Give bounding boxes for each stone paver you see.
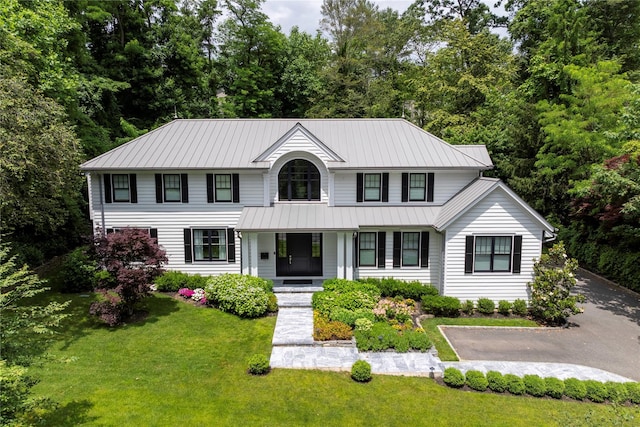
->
[272,307,314,346]
[270,346,359,370]
[275,292,313,307]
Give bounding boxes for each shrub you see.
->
[443,367,465,388]
[528,242,584,325]
[544,377,565,399]
[421,295,461,317]
[372,298,416,323]
[476,298,495,315]
[56,247,97,293]
[359,277,438,299]
[461,300,474,315]
[584,380,608,403]
[267,293,279,313]
[247,354,270,375]
[312,290,377,317]
[512,299,528,316]
[523,374,546,397]
[330,307,375,327]
[313,312,353,341]
[323,279,379,297]
[564,378,587,400]
[354,318,373,331]
[504,374,525,395]
[625,382,640,404]
[351,360,372,382]
[354,322,399,351]
[465,370,488,391]
[405,329,432,351]
[205,274,273,318]
[154,271,190,292]
[497,300,512,316]
[187,274,209,289]
[606,381,629,404]
[486,371,506,393]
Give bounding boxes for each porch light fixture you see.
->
[236,231,242,239]
[353,231,358,238]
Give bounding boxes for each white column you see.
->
[345,232,354,280]
[249,233,259,277]
[328,172,335,207]
[337,232,345,279]
[263,173,270,206]
[241,234,250,275]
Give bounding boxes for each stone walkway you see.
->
[269,285,634,382]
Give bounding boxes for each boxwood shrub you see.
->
[443,367,465,388]
[523,374,546,397]
[421,295,461,317]
[563,378,587,400]
[205,274,274,318]
[512,299,528,316]
[626,382,640,404]
[544,377,565,399]
[358,277,438,300]
[461,300,475,315]
[497,300,512,316]
[155,271,189,292]
[504,374,525,395]
[584,379,608,403]
[351,360,372,382]
[476,298,495,315]
[247,354,270,375]
[486,371,506,393]
[465,370,488,391]
[323,278,380,296]
[606,381,629,404]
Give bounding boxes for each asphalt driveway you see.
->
[441,270,640,381]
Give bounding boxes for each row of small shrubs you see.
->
[154,271,208,292]
[358,277,438,300]
[204,274,276,318]
[423,296,528,317]
[354,321,432,352]
[443,367,640,404]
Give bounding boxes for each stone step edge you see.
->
[274,287,323,293]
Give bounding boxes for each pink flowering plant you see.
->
[177,287,207,305]
[178,288,194,298]
[372,297,416,323]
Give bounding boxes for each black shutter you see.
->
[232,173,240,203]
[354,233,359,267]
[377,231,386,269]
[427,172,434,202]
[155,174,163,203]
[181,174,189,203]
[184,229,192,263]
[129,174,138,203]
[421,231,429,268]
[104,174,112,203]
[513,235,523,273]
[401,173,409,202]
[206,174,214,203]
[464,236,474,274]
[227,228,236,263]
[356,173,363,202]
[393,232,401,268]
[382,173,389,202]
[150,228,158,242]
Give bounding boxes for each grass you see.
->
[26,293,638,426]
[420,317,539,361]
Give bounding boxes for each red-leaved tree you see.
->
[89,228,167,326]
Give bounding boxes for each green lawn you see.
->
[29,293,638,426]
[421,317,539,361]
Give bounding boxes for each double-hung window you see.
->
[193,229,227,261]
[364,174,381,201]
[402,232,420,266]
[112,174,130,202]
[409,173,426,201]
[393,231,429,268]
[358,232,376,266]
[163,174,181,202]
[215,174,232,202]
[474,236,512,272]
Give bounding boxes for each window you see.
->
[364,174,381,201]
[112,174,130,202]
[164,174,181,202]
[278,159,320,201]
[473,236,512,272]
[193,229,227,261]
[215,174,232,202]
[359,232,376,266]
[402,232,420,266]
[409,173,426,201]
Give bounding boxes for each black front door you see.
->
[276,233,322,276]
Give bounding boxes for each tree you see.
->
[90,229,167,326]
[528,242,584,326]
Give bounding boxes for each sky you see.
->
[261,0,415,35]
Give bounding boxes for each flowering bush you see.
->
[204,274,274,318]
[191,288,205,302]
[177,288,207,305]
[372,298,416,323]
[178,288,194,298]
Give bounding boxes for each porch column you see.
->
[336,232,345,279]
[345,232,354,280]
[248,232,259,277]
[241,233,249,275]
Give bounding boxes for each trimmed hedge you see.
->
[204,274,274,318]
[606,381,629,404]
[421,295,461,317]
[461,300,475,315]
[584,379,608,403]
[476,298,495,315]
[497,300,512,316]
[486,371,506,393]
[626,382,640,404]
[564,378,587,400]
[358,277,438,300]
[247,354,270,375]
[523,374,546,397]
[443,367,465,388]
[544,377,565,399]
[155,271,209,292]
[351,360,372,382]
[504,374,525,395]
[465,370,488,392]
[512,299,528,316]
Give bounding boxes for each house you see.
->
[80,119,555,301]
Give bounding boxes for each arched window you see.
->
[278,159,321,201]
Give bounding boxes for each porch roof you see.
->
[236,204,440,232]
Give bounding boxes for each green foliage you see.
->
[359,277,438,300]
[330,307,375,327]
[626,382,640,404]
[354,318,373,332]
[154,271,209,292]
[465,370,488,392]
[512,299,528,316]
[421,295,461,317]
[313,311,353,341]
[544,377,565,399]
[205,274,274,318]
[267,293,279,313]
[584,379,608,403]
[504,374,525,395]
[564,378,587,400]
[312,289,378,318]
[354,322,431,352]
[443,367,465,388]
[528,242,585,325]
[55,247,97,293]
[247,354,270,375]
[606,382,629,404]
[497,300,512,316]
[0,361,38,425]
[323,278,380,295]
[461,300,475,315]
[476,298,495,315]
[486,371,506,393]
[523,375,546,397]
[351,360,372,383]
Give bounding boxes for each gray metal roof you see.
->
[453,145,493,167]
[80,119,493,170]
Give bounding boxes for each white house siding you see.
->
[265,130,337,163]
[443,188,544,302]
[356,229,442,287]
[268,152,329,203]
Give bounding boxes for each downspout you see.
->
[97,173,106,236]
